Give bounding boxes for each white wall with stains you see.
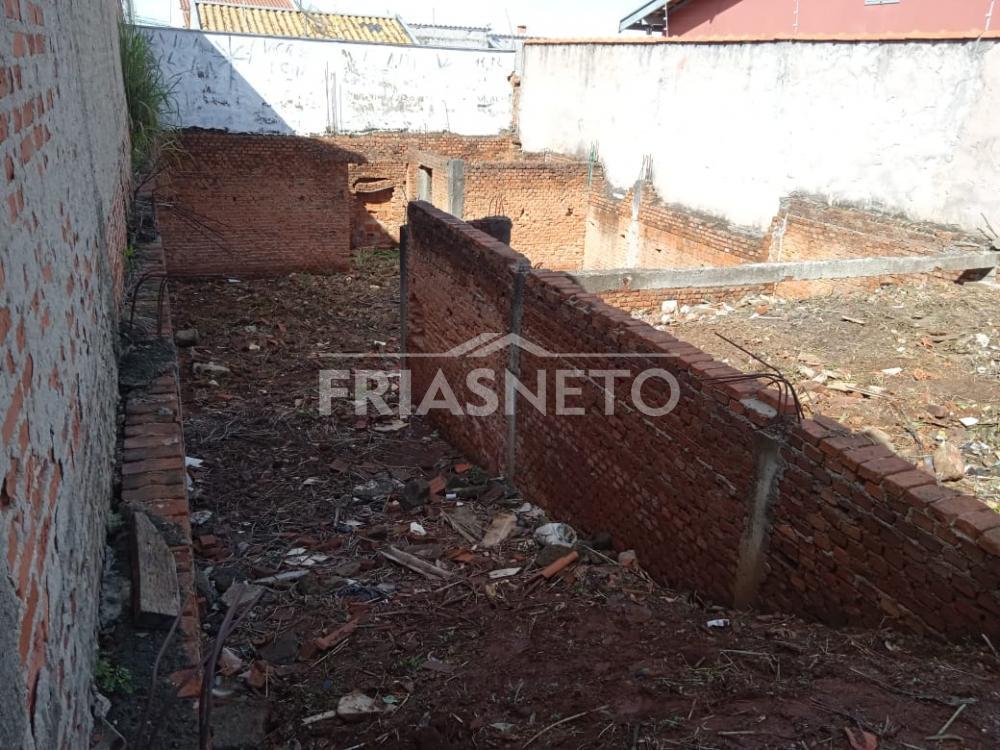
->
[146,27,515,135]
[519,40,1000,234]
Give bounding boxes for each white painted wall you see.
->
[520,41,1000,234]
[146,27,515,135]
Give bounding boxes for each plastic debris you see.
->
[488,567,521,579]
[534,522,577,547]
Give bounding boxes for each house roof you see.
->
[619,0,675,34]
[207,0,295,7]
[195,2,415,45]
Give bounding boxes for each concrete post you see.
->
[732,431,784,608]
[447,159,465,219]
[504,261,530,484]
[399,224,409,360]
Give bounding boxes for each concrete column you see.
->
[504,261,530,483]
[398,224,409,359]
[732,432,784,608]
[447,159,465,219]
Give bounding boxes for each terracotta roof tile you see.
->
[195,2,414,45]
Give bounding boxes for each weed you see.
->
[353,247,399,273]
[95,657,134,695]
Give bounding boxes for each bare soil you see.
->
[639,282,1000,507]
[166,262,1000,750]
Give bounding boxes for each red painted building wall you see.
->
[667,0,994,39]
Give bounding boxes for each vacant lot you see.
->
[165,263,1000,749]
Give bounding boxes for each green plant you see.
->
[95,657,134,695]
[119,20,179,248]
[353,247,399,273]
[119,21,176,177]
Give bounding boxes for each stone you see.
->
[222,582,264,610]
[618,550,638,568]
[332,560,362,577]
[860,426,896,452]
[174,328,199,347]
[337,690,396,723]
[352,476,402,501]
[194,567,217,604]
[193,361,230,376]
[212,700,269,749]
[400,477,429,511]
[933,442,965,482]
[211,565,240,593]
[927,404,948,419]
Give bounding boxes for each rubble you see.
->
[934,442,966,482]
[165,272,1000,750]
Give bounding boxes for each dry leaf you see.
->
[843,727,878,750]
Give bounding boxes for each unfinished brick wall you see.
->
[121,244,203,700]
[158,130,519,273]
[157,130,357,275]
[1,1,129,747]
[464,160,600,270]
[406,207,519,472]
[765,193,980,296]
[599,284,776,313]
[583,183,766,270]
[339,133,514,248]
[405,201,1000,640]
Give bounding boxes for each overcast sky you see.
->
[132,0,646,37]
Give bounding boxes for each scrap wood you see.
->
[442,510,481,544]
[480,512,517,548]
[380,545,455,579]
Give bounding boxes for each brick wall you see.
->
[121,244,202,700]
[157,130,356,275]
[599,283,776,313]
[405,201,1000,640]
[765,193,979,296]
[341,133,514,249]
[158,130,518,273]
[1,1,129,747]
[464,160,600,270]
[583,183,766,271]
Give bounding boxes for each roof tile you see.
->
[195,2,413,45]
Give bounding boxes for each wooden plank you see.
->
[130,511,180,629]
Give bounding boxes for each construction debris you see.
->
[480,512,518,547]
[380,545,454,580]
[160,272,1000,750]
[130,512,181,629]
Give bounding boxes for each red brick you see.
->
[976,527,1000,556]
[954,509,1000,539]
[857,456,914,482]
[883,469,936,498]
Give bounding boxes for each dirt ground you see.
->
[636,282,1000,507]
[163,258,1000,750]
